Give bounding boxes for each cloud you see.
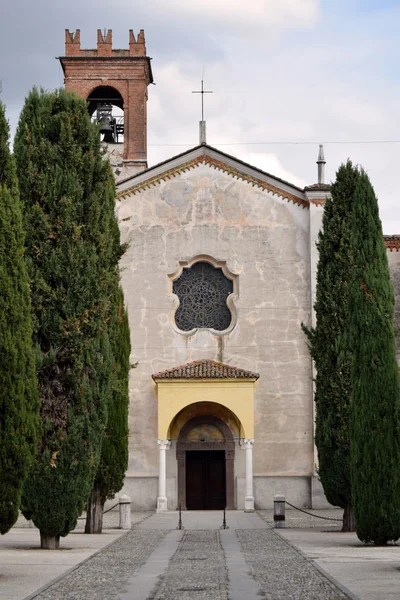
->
[144,0,319,36]
[2,0,400,232]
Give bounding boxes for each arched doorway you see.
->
[177,416,235,510]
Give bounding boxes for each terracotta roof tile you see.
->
[385,235,400,251]
[152,359,259,380]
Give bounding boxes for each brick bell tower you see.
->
[58,29,153,176]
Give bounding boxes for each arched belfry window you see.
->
[172,260,236,332]
[87,86,124,144]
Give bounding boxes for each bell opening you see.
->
[87,86,124,144]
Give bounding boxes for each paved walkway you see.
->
[279,527,400,600]
[3,509,400,600]
[19,511,351,600]
[0,512,149,600]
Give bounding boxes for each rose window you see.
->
[173,262,233,331]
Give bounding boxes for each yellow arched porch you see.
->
[152,360,259,512]
[152,378,257,440]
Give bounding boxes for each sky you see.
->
[1,0,400,232]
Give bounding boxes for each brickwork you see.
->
[59,29,153,164]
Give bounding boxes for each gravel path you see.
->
[26,510,350,600]
[148,529,228,600]
[237,528,350,600]
[32,528,167,600]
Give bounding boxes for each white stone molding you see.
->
[167,255,239,337]
[241,438,255,512]
[157,439,171,513]
[158,439,171,451]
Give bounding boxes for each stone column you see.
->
[243,438,255,512]
[157,439,171,512]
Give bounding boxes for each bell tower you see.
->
[58,29,153,176]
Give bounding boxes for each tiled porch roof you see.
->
[152,359,260,380]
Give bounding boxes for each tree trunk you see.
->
[342,502,356,532]
[85,483,104,534]
[40,531,60,549]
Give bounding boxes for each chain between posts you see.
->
[77,502,119,520]
[285,501,342,522]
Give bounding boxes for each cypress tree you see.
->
[0,99,40,535]
[349,169,400,545]
[85,287,130,534]
[14,88,122,548]
[303,161,359,531]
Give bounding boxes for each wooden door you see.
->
[186,451,226,510]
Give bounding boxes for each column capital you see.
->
[157,439,171,450]
[241,438,254,449]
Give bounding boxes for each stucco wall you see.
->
[388,250,400,363]
[118,162,314,505]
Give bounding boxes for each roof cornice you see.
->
[117,145,308,208]
[385,235,400,251]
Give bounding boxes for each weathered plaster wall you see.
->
[388,250,400,363]
[103,143,147,182]
[118,162,314,505]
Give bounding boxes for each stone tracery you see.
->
[172,261,233,331]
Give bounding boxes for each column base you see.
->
[157,496,168,512]
[244,495,255,512]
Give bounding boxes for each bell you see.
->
[96,103,116,143]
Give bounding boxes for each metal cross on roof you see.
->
[192,80,213,121]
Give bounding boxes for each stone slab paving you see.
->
[120,530,183,600]
[279,528,400,600]
[135,512,350,600]
[144,529,228,600]
[0,511,151,600]
[219,529,263,600]
[138,509,269,530]
[0,528,125,600]
[31,528,167,600]
[2,509,358,600]
[237,528,351,600]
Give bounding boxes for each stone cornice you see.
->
[117,150,308,208]
[309,198,327,206]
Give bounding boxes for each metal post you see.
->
[119,494,131,529]
[176,505,184,530]
[273,494,286,528]
[220,507,229,530]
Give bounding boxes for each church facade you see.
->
[59,29,400,511]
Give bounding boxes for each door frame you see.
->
[176,415,235,509]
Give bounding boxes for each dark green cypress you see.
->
[349,169,400,544]
[85,286,130,533]
[303,161,359,531]
[0,99,40,535]
[14,88,122,548]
